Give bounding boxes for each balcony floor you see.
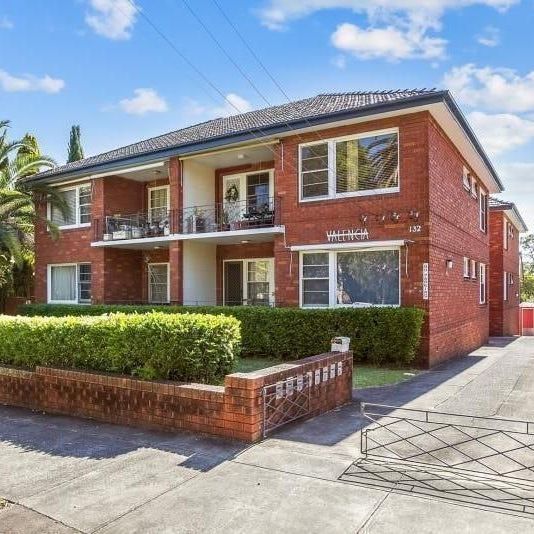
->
[91,226,285,248]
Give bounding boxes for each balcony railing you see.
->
[92,197,280,242]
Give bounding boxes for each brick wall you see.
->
[0,351,352,442]
[489,210,520,336]
[427,118,490,363]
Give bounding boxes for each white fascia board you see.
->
[290,240,406,252]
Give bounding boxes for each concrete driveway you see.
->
[1,337,534,533]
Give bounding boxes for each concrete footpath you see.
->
[1,337,534,533]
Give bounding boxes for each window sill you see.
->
[300,187,400,204]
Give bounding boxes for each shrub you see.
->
[0,312,241,383]
[19,304,425,365]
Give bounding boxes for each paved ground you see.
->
[1,337,534,533]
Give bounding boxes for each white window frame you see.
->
[47,263,91,304]
[147,185,170,221]
[47,183,91,230]
[299,247,401,308]
[479,263,486,304]
[462,167,471,191]
[463,257,470,278]
[479,190,487,233]
[503,271,508,301]
[504,219,509,250]
[147,262,170,304]
[471,259,477,280]
[222,258,275,306]
[471,176,478,199]
[298,127,400,203]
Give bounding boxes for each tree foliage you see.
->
[521,233,534,302]
[67,125,84,163]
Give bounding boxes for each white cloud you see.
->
[0,70,65,93]
[0,16,13,29]
[258,1,517,30]
[476,25,500,46]
[443,64,534,113]
[331,22,446,60]
[213,93,254,117]
[495,162,534,231]
[119,88,168,115]
[85,0,138,40]
[468,111,534,155]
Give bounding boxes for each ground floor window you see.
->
[300,248,400,308]
[224,258,274,306]
[148,263,169,304]
[47,263,91,304]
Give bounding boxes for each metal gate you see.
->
[340,403,534,515]
[262,374,311,437]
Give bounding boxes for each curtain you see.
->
[51,265,76,301]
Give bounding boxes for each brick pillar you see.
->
[274,235,298,307]
[169,157,183,304]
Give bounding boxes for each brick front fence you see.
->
[0,351,353,442]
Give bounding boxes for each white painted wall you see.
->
[183,240,217,305]
[182,159,215,208]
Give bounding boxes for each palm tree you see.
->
[0,120,69,304]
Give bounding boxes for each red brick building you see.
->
[28,90,526,366]
[488,198,527,336]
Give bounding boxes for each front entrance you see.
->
[223,258,274,306]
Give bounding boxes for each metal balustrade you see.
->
[92,196,279,242]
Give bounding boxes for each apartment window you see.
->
[509,272,514,285]
[223,258,274,306]
[301,249,400,307]
[247,260,271,305]
[471,259,477,280]
[148,186,169,222]
[462,167,470,191]
[463,257,470,278]
[479,190,487,232]
[504,220,509,250]
[471,176,478,199]
[299,129,399,201]
[301,253,330,307]
[479,263,486,304]
[504,271,508,301]
[48,263,91,304]
[49,184,92,228]
[148,263,169,304]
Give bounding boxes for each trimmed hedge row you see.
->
[19,304,425,365]
[0,312,241,383]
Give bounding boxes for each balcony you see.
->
[92,197,283,247]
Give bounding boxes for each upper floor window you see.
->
[479,263,486,304]
[463,257,470,278]
[49,183,91,228]
[470,176,478,199]
[504,271,508,301]
[148,185,169,221]
[504,219,509,250]
[479,190,487,233]
[462,167,471,191]
[299,129,399,201]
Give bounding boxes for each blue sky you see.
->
[1,0,533,229]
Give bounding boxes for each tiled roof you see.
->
[33,90,438,180]
[489,196,528,232]
[488,197,514,209]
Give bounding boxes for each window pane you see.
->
[51,189,76,226]
[302,170,329,198]
[337,250,399,305]
[78,264,91,303]
[303,253,329,266]
[79,186,92,224]
[303,279,329,306]
[248,261,269,283]
[51,265,76,301]
[149,188,168,220]
[336,139,359,193]
[247,172,270,211]
[248,282,270,305]
[302,253,329,306]
[149,264,168,303]
[336,133,399,194]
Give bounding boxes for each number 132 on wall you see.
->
[409,225,422,233]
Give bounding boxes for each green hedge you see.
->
[0,312,241,382]
[19,304,425,365]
